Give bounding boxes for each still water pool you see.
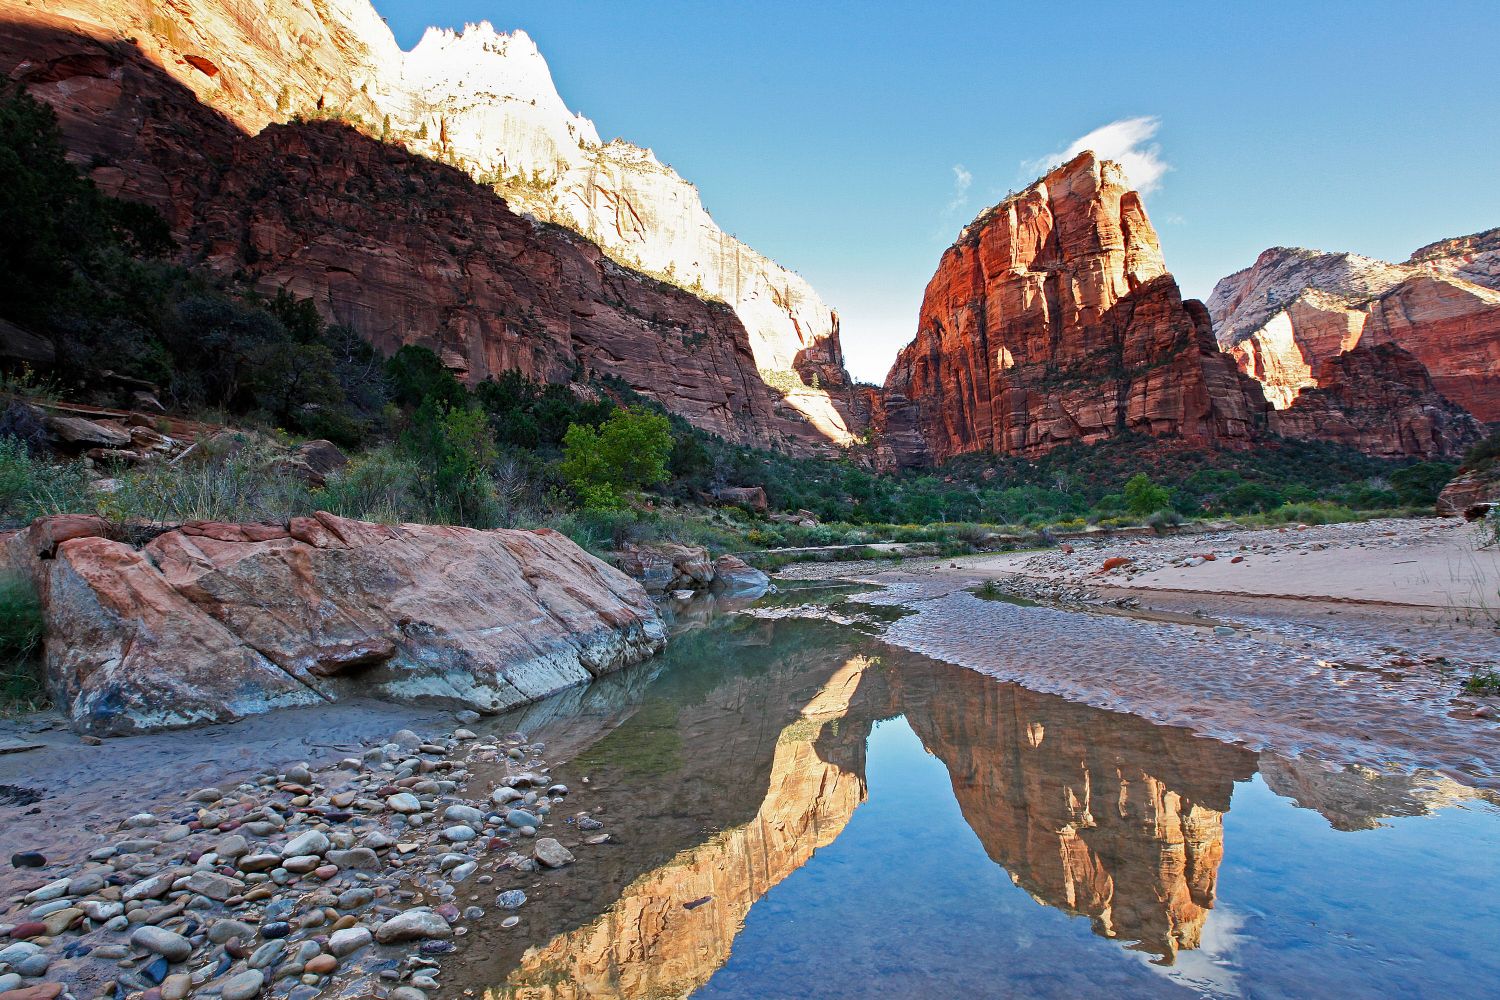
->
[451,596,1500,999]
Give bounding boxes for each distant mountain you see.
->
[875,152,1268,467]
[1208,229,1500,421]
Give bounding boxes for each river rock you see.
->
[443,804,484,825]
[533,839,574,868]
[386,793,421,814]
[280,830,330,858]
[221,969,264,1000]
[374,909,451,944]
[325,848,379,870]
[328,927,372,957]
[131,926,192,962]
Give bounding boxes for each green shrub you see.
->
[0,435,94,523]
[1124,473,1172,515]
[398,400,500,527]
[560,406,673,506]
[1266,501,1358,525]
[0,571,45,713]
[1390,462,1457,506]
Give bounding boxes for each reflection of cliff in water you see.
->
[470,605,1482,998]
[896,659,1258,963]
[493,654,877,999]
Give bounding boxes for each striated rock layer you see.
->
[879,152,1268,466]
[1209,231,1500,422]
[1,512,665,736]
[1271,343,1484,459]
[0,0,863,446]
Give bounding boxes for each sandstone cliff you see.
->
[1209,231,1500,422]
[878,152,1267,466]
[1,513,665,735]
[0,14,857,453]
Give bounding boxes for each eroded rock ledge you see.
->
[2,513,665,736]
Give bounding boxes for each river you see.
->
[445,585,1500,999]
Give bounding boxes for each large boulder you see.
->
[1437,467,1500,519]
[44,414,132,449]
[2,512,665,735]
[715,486,768,513]
[616,543,715,593]
[710,555,770,599]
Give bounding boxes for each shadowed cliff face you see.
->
[1269,342,1484,459]
[878,152,1269,467]
[0,16,862,455]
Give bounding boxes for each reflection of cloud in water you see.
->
[1147,903,1247,998]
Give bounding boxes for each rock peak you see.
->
[877,155,1265,466]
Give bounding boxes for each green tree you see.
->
[559,406,673,508]
[1390,461,1456,506]
[386,345,468,410]
[1123,473,1171,515]
[399,400,497,525]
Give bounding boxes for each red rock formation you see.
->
[1270,343,1484,459]
[880,153,1267,466]
[1211,235,1500,424]
[1,512,664,735]
[0,16,852,455]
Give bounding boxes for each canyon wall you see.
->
[0,0,863,448]
[879,152,1269,466]
[1209,231,1500,422]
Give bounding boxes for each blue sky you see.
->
[379,1,1500,383]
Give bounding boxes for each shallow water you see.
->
[452,595,1500,999]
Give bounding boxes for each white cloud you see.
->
[1024,116,1170,194]
[945,164,973,214]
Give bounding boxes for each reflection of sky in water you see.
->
[697,719,1500,1000]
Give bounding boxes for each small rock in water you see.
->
[533,838,574,869]
[375,909,451,944]
[442,826,477,843]
[500,916,520,930]
[495,890,526,910]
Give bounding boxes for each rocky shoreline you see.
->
[1,715,610,1000]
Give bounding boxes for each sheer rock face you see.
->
[1209,232,1500,422]
[878,152,1267,467]
[1270,343,1484,459]
[0,3,862,450]
[1,513,665,736]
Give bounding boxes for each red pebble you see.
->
[8,921,46,939]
